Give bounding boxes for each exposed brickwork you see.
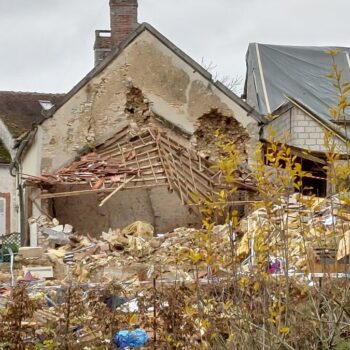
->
[94,30,112,66]
[110,0,138,48]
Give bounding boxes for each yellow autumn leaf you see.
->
[279,326,290,334]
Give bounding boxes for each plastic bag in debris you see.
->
[323,215,336,226]
[114,328,148,348]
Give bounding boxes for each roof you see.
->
[244,43,350,121]
[23,126,256,206]
[44,23,265,124]
[0,138,11,164]
[0,91,64,138]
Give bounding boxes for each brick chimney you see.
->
[94,0,138,66]
[110,0,138,48]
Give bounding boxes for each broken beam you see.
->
[99,175,136,207]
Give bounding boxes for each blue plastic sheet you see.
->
[114,328,148,348]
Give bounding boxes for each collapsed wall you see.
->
[193,108,250,162]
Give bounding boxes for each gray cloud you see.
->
[0,0,349,93]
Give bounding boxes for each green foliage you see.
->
[336,340,350,350]
[0,138,11,163]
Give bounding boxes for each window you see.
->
[0,197,5,236]
[38,100,54,111]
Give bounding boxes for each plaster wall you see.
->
[37,29,258,173]
[53,186,200,235]
[0,165,18,233]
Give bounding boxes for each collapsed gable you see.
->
[23,126,256,234]
[35,23,262,174]
[24,126,255,203]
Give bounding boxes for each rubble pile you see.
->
[0,218,232,290]
[0,196,350,347]
[238,194,350,273]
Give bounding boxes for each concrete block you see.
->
[298,132,309,139]
[297,121,309,127]
[19,247,43,259]
[292,139,305,146]
[63,224,73,234]
[294,127,305,133]
[305,126,316,133]
[52,225,64,232]
[305,139,316,145]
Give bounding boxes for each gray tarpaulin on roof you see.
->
[244,43,350,120]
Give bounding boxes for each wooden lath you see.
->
[24,126,256,205]
[155,131,257,207]
[24,128,168,200]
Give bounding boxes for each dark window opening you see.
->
[263,144,327,197]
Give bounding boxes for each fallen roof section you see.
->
[0,91,64,138]
[244,43,350,121]
[23,126,256,208]
[43,23,265,125]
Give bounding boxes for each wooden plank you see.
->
[159,140,217,185]
[99,175,136,207]
[40,177,168,199]
[99,140,156,158]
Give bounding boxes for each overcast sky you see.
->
[0,0,349,94]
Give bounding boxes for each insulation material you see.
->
[238,194,350,273]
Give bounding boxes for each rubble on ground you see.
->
[1,194,350,347]
[237,193,350,273]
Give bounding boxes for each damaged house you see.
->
[12,0,264,245]
[244,43,350,196]
[0,92,63,236]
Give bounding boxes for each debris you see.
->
[122,221,154,239]
[337,230,350,262]
[237,195,350,273]
[22,266,54,279]
[42,227,70,246]
[18,247,43,259]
